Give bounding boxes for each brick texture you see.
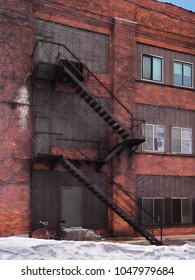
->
[0,0,195,238]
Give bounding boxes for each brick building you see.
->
[0,0,195,244]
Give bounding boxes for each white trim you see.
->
[141,53,164,83]
[142,124,165,153]
[171,198,192,224]
[171,127,192,154]
[114,17,137,24]
[142,198,165,225]
[173,59,194,89]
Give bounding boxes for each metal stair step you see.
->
[62,157,162,246]
[112,124,121,130]
[84,95,93,103]
[94,106,102,112]
[116,128,125,134]
[75,86,84,94]
[61,64,133,141]
[80,91,89,98]
[99,111,107,117]
[103,115,112,122]
[89,100,98,108]
[107,119,116,126]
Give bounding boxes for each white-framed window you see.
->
[142,54,163,82]
[172,198,192,224]
[142,198,164,225]
[172,127,192,154]
[173,60,193,88]
[143,124,165,152]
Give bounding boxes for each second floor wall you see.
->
[33,88,109,157]
[136,43,195,90]
[136,103,195,156]
[34,19,110,74]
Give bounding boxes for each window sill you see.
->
[136,151,195,158]
[135,79,195,91]
[143,224,194,228]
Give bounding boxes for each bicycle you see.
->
[32,221,50,239]
[54,220,76,241]
[32,220,76,241]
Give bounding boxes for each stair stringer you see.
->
[60,65,132,140]
[62,157,162,245]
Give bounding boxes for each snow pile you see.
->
[0,237,195,260]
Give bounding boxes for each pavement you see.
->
[102,234,195,246]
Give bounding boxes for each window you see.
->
[142,198,164,225]
[142,55,163,82]
[143,124,165,152]
[172,127,192,154]
[173,60,193,88]
[172,198,192,224]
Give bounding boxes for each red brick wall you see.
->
[134,154,195,177]
[1,0,195,238]
[0,0,32,236]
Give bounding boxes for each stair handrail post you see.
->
[32,39,133,120]
[60,139,163,243]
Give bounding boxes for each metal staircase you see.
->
[62,156,162,245]
[31,39,163,245]
[57,61,131,141]
[32,40,145,147]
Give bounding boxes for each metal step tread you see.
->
[62,157,162,246]
[62,66,131,139]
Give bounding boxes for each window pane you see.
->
[182,199,192,223]
[153,57,162,81]
[143,125,153,151]
[172,199,181,223]
[142,56,151,80]
[154,126,165,151]
[154,199,164,224]
[183,64,192,87]
[142,199,153,225]
[172,128,181,153]
[181,129,192,154]
[173,62,182,85]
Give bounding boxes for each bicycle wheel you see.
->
[61,228,76,241]
[32,229,50,239]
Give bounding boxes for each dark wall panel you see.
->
[136,103,195,154]
[31,170,60,230]
[136,43,195,86]
[136,175,195,199]
[33,89,109,153]
[35,19,109,73]
[32,170,108,230]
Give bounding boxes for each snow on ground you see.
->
[0,237,195,260]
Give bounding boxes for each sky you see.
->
[158,0,195,12]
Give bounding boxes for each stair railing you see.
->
[32,39,144,136]
[56,138,162,244]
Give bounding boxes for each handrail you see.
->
[56,138,162,243]
[32,39,133,119]
[73,144,163,228]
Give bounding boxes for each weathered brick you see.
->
[0,0,194,239]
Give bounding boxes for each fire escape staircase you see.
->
[55,58,145,163]
[62,156,162,245]
[32,40,163,245]
[58,61,131,141]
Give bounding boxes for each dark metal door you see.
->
[32,170,108,231]
[31,170,60,230]
[61,185,83,227]
[61,172,108,229]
